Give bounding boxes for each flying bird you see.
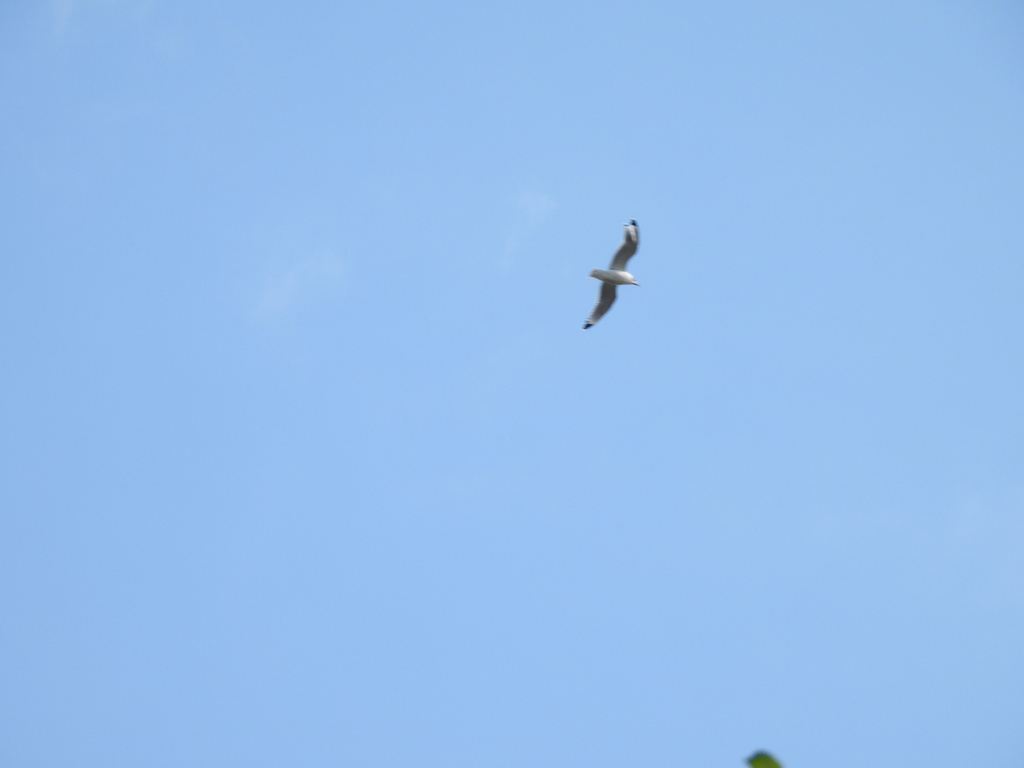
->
[582,219,640,329]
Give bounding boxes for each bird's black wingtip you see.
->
[582,322,593,329]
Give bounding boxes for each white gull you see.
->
[582,219,639,329]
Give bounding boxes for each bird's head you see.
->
[629,219,637,226]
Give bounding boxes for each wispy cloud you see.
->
[51,0,76,42]
[252,252,345,320]
[49,0,178,52]
[502,190,556,269]
[809,484,1024,609]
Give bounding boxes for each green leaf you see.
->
[747,751,783,768]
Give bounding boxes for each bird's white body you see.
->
[589,268,637,285]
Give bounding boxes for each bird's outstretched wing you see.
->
[583,282,617,329]
[608,221,639,271]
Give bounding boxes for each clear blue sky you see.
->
[2,1,1024,766]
